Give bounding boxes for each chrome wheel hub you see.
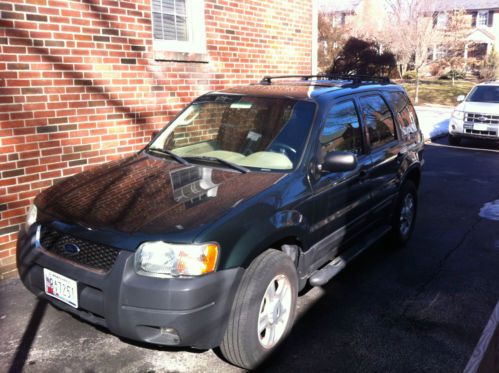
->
[400,194,415,237]
[257,274,292,349]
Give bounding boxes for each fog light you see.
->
[160,327,180,345]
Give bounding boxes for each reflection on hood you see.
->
[171,166,219,207]
[35,154,283,234]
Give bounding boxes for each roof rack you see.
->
[260,74,391,85]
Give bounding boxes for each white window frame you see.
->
[436,12,448,29]
[332,12,345,27]
[152,0,206,53]
[477,10,489,27]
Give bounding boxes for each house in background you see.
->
[0,0,315,279]
[319,0,387,40]
[430,0,499,62]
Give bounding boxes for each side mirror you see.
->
[321,151,357,173]
[457,95,465,102]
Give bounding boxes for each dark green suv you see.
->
[17,75,424,369]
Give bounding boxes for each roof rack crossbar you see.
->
[260,74,390,85]
[260,75,312,84]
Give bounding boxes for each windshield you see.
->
[466,86,499,103]
[148,94,316,171]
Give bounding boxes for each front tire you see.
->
[220,249,298,369]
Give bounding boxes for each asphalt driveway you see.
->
[1,138,499,372]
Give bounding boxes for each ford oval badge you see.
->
[64,243,80,255]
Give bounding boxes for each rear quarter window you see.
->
[386,91,419,138]
[358,94,396,149]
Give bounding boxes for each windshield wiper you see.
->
[148,148,190,166]
[184,156,250,173]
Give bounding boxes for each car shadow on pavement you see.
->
[448,138,499,151]
[8,299,48,373]
[253,237,400,372]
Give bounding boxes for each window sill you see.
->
[154,50,210,63]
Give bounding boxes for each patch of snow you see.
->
[479,200,499,221]
[415,106,453,141]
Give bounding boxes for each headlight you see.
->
[25,204,37,232]
[134,241,219,277]
[452,110,464,120]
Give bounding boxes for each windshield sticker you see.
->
[230,102,253,109]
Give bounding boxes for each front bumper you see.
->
[449,131,499,141]
[16,225,244,349]
[449,118,498,141]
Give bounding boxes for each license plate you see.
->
[44,268,78,308]
[473,123,488,131]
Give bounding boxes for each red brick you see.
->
[0,0,313,275]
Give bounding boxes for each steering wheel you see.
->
[269,142,297,158]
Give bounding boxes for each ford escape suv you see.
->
[449,81,499,145]
[17,75,424,369]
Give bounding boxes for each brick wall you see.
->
[0,0,313,279]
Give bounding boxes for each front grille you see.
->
[465,112,499,126]
[465,129,498,137]
[39,226,120,272]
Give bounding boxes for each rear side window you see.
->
[358,95,396,149]
[387,91,418,137]
[320,100,362,156]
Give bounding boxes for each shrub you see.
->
[479,67,497,80]
[479,48,498,80]
[428,61,448,77]
[402,70,417,80]
[439,70,465,80]
[325,37,396,77]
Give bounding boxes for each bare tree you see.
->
[382,0,412,78]
[442,8,471,85]
[351,0,388,42]
[317,12,351,73]
[386,0,443,104]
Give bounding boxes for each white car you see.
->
[448,81,499,145]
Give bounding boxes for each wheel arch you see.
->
[238,232,305,269]
[403,165,421,189]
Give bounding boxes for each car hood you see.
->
[35,153,284,235]
[457,101,499,115]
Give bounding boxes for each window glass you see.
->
[332,12,346,27]
[320,100,362,156]
[437,12,448,28]
[467,86,499,103]
[387,91,418,136]
[477,10,489,27]
[358,95,396,148]
[152,0,188,41]
[149,95,316,171]
[434,45,448,59]
[151,0,205,54]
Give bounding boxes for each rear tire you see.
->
[390,181,418,246]
[448,135,461,146]
[220,249,298,369]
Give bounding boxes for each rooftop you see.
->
[429,0,499,11]
[215,75,398,100]
[319,0,363,13]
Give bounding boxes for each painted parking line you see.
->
[427,142,499,154]
[464,301,499,373]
